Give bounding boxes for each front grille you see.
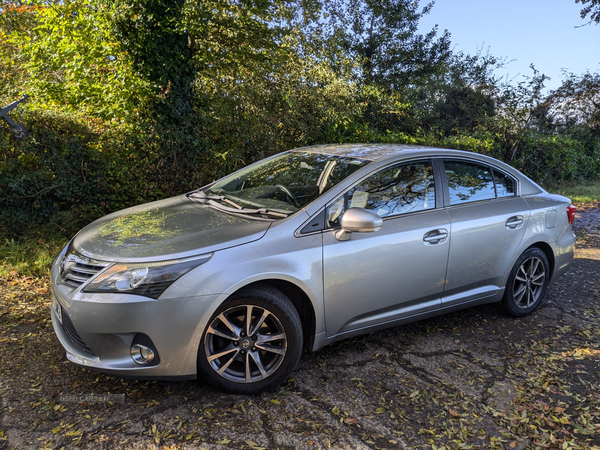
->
[59,249,110,289]
[61,309,96,356]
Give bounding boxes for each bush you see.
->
[0,106,220,235]
[515,135,600,185]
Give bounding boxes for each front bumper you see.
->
[51,271,221,379]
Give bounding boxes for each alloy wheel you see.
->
[204,305,288,383]
[513,256,546,309]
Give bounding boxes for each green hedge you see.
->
[0,108,219,234]
[1,106,599,237]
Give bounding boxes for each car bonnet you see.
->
[72,194,272,262]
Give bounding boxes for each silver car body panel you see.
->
[50,144,575,379]
[442,196,531,306]
[73,194,272,262]
[323,208,450,336]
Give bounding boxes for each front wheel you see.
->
[198,284,303,394]
[501,248,550,317]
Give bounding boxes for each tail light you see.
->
[567,205,576,225]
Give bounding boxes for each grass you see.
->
[0,226,69,279]
[547,179,600,205]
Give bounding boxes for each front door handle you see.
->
[506,216,524,229]
[423,229,448,244]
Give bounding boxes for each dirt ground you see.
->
[1,208,599,449]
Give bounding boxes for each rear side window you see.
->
[444,159,495,205]
[493,168,516,197]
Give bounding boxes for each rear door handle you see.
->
[505,216,524,229]
[423,229,448,244]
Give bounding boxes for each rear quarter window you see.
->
[493,168,517,197]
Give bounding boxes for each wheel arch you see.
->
[500,238,557,289]
[230,279,316,352]
[527,241,555,278]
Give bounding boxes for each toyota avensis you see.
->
[50,144,576,393]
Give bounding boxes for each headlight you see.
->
[84,254,212,299]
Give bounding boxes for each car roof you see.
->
[295,143,431,161]
[295,143,500,163]
[293,143,545,196]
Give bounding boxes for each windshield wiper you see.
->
[206,200,288,218]
[189,190,289,218]
[188,191,244,210]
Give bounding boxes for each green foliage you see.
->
[0,225,68,278]
[576,0,600,24]
[196,26,366,166]
[9,0,154,120]
[0,3,39,98]
[107,0,287,122]
[549,179,600,204]
[514,135,600,184]
[427,86,495,135]
[548,71,600,132]
[0,104,220,235]
[108,0,194,121]
[0,0,599,237]
[483,66,550,164]
[317,0,452,90]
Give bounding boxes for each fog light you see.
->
[131,344,155,365]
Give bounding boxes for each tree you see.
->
[279,0,452,133]
[428,86,495,135]
[7,0,154,120]
[547,71,600,131]
[492,66,550,163]
[295,0,452,91]
[576,0,600,24]
[0,2,42,98]
[7,0,289,122]
[415,50,504,134]
[108,0,287,122]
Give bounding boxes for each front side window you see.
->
[444,159,495,205]
[327,160,435,226]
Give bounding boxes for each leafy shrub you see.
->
[0,106,219,235]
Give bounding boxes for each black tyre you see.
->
[198,284,303,394]
[502,247,550,317]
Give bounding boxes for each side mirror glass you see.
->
[335,208,382,241]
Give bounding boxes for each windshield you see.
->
[204,151,369,214]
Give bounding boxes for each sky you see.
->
[418,0,600,91]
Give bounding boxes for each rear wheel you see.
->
[502,248,550,317]
[198,284,303,394]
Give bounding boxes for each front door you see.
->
[322,159,450,337]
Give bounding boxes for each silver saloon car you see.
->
[50,144,576,393]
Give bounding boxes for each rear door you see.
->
[440,159,530,306]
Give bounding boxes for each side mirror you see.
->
[335,208,383,241]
